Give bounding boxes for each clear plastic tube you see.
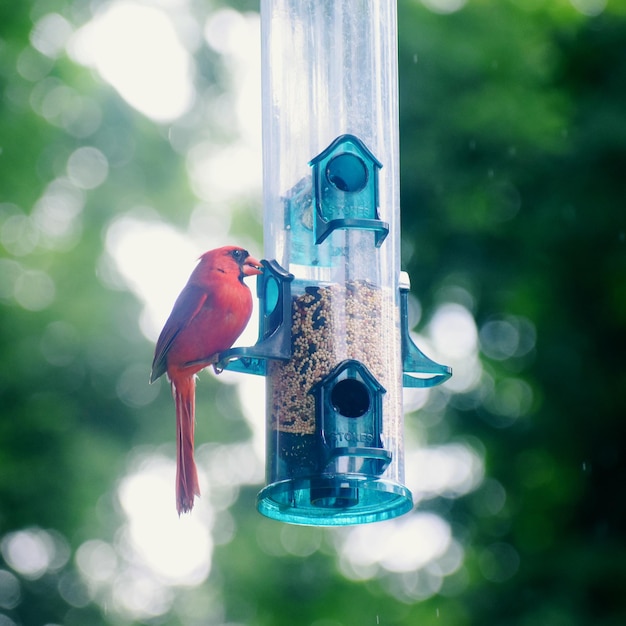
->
[257,0,412,525]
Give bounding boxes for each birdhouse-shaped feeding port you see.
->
[217,1,451,525]
[312,360,391,494]
[310,134,388,247]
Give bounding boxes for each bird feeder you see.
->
[217,0,451,525]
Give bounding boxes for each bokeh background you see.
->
[1,0,625,624]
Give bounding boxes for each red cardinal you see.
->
[150,245,262,514]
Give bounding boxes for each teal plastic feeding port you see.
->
[250,0,450,525]
[258,358,412,525]
[216,259,294,376]
[309,134,389,247]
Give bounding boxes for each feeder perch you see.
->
[216,259,294,375]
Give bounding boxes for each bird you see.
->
[150,245,262,514]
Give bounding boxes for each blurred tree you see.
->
[1,1,625,625]
[399,2,626,625]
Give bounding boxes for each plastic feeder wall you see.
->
[216,0,451,525]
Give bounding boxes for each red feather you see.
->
[150,245,262,514]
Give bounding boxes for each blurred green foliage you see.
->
[1,1,625,625]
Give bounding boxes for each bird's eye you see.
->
[231,248,246,261]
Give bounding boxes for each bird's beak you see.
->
[242,255,263,276]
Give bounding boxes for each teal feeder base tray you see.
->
[257,476,413,526]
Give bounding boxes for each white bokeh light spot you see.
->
[406,443,484,501]
[69,1,195,122]
[117,455,213,586]
[429,303,477,359]
[338,513,452,576]
[103,214,203,340]
[421,0,468,14]
[427,303,481,393]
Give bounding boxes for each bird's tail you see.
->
[172,376,201,514]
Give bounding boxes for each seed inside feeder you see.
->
[267,280,401,477]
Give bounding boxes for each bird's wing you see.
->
[150,284,211,382]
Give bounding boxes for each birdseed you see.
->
[267,280,391,435]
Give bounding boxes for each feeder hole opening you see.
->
[326,154,369,193]
[331,378,371,418]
